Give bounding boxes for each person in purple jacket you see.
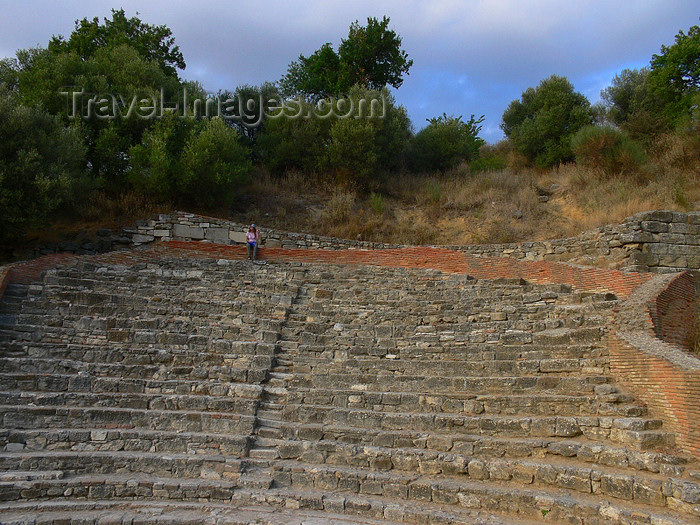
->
[246,224,260,260]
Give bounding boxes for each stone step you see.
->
[0,405,256,435]
[0,427,251,456]
[274,421,690,468]
[0,494,532,525]
[0,450,244,480]
[298,357,609,377]
[296,372,614,394]
[0,373,264,398]
[264,460,698,524]
[3,339,279,361]
[0,390,260,416]
[282,388,645,417]
[255,437,700,510]
[278,405,669,446]
[0,470,63,482]
[1,322,280,347]
[247,448,280,461]
[0,473,239,504]
[0,357,272,384]
[286,342,609,362]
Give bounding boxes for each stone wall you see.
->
[125,210,700,273]
[25,210,700,274]
[449,210,700,273]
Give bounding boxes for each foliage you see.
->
[501,75,593,168]
[279,44,341,100]
[368,192,386,214]
[259,86,411,182]
[321,86,412,183]
[48,8,185,78]
[280,16,412,98]
[256,98,333,174]
[600,68,670,141]
[128,113,195,201]
[220,82,283,155]
[648,24,699,123]
[9,10,184,188]
[410,114,485,172]
[337,16,413,91]
[0,90,85,248]
[570,125,646,178]
[179,118,253,208]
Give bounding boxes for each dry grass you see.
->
[228,140,698,247]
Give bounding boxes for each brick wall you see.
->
[649,272,697,350]
[610,272,700,457]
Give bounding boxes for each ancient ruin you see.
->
[0,212,698,524]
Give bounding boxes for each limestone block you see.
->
[229,231,247,244]
[205,227,230,243]
[131,234,155,243]
[173,224,204,240]
[641,221,669,233]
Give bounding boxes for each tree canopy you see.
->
[648,24,699,123]
[280,16,412,99]
[49,9,185,79]
[501,75,593,167]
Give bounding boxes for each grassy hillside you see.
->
[229,160,698,247]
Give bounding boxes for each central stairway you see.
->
[0,253,699,524]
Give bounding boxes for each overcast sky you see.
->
[0,1,697,142]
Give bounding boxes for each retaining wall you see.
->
[114,210,700,273]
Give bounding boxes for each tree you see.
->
[338,16,413,91]
[128,113,195,201]
[256,98,332,174]
[48,8,185,78]
[320,86,412,182]
[410,114,485,172]
[600,68,670,141]
[221,82,283,152]
[0,90,85,249]
[501,75,593,167]
[648,24,700,123]
[10,10,184,187]
[280,44,341,100]
[280,16,412,98]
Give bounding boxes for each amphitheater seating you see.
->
[0,253,699,524]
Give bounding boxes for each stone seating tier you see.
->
[0,255,698,524]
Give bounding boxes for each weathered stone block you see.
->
[173,224,205,240]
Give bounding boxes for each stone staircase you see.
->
[0,256,699,524]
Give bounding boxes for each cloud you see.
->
[0,0,697,141]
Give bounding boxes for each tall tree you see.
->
[501,75,593,168]
[600,68,670,141]
[49,8,185,79]
[10,10,185,187]
[648,24,700,123]
[337,16,413,91]
[0,89,86,250]
[280,16,412,99]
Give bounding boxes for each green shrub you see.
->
[128,114,195,201]
[502,75,593,168]
[179,118,252,208]
[0,90,85,249]
[410,114,485,172]
[571,125,646,177]
[368,192,386,214]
